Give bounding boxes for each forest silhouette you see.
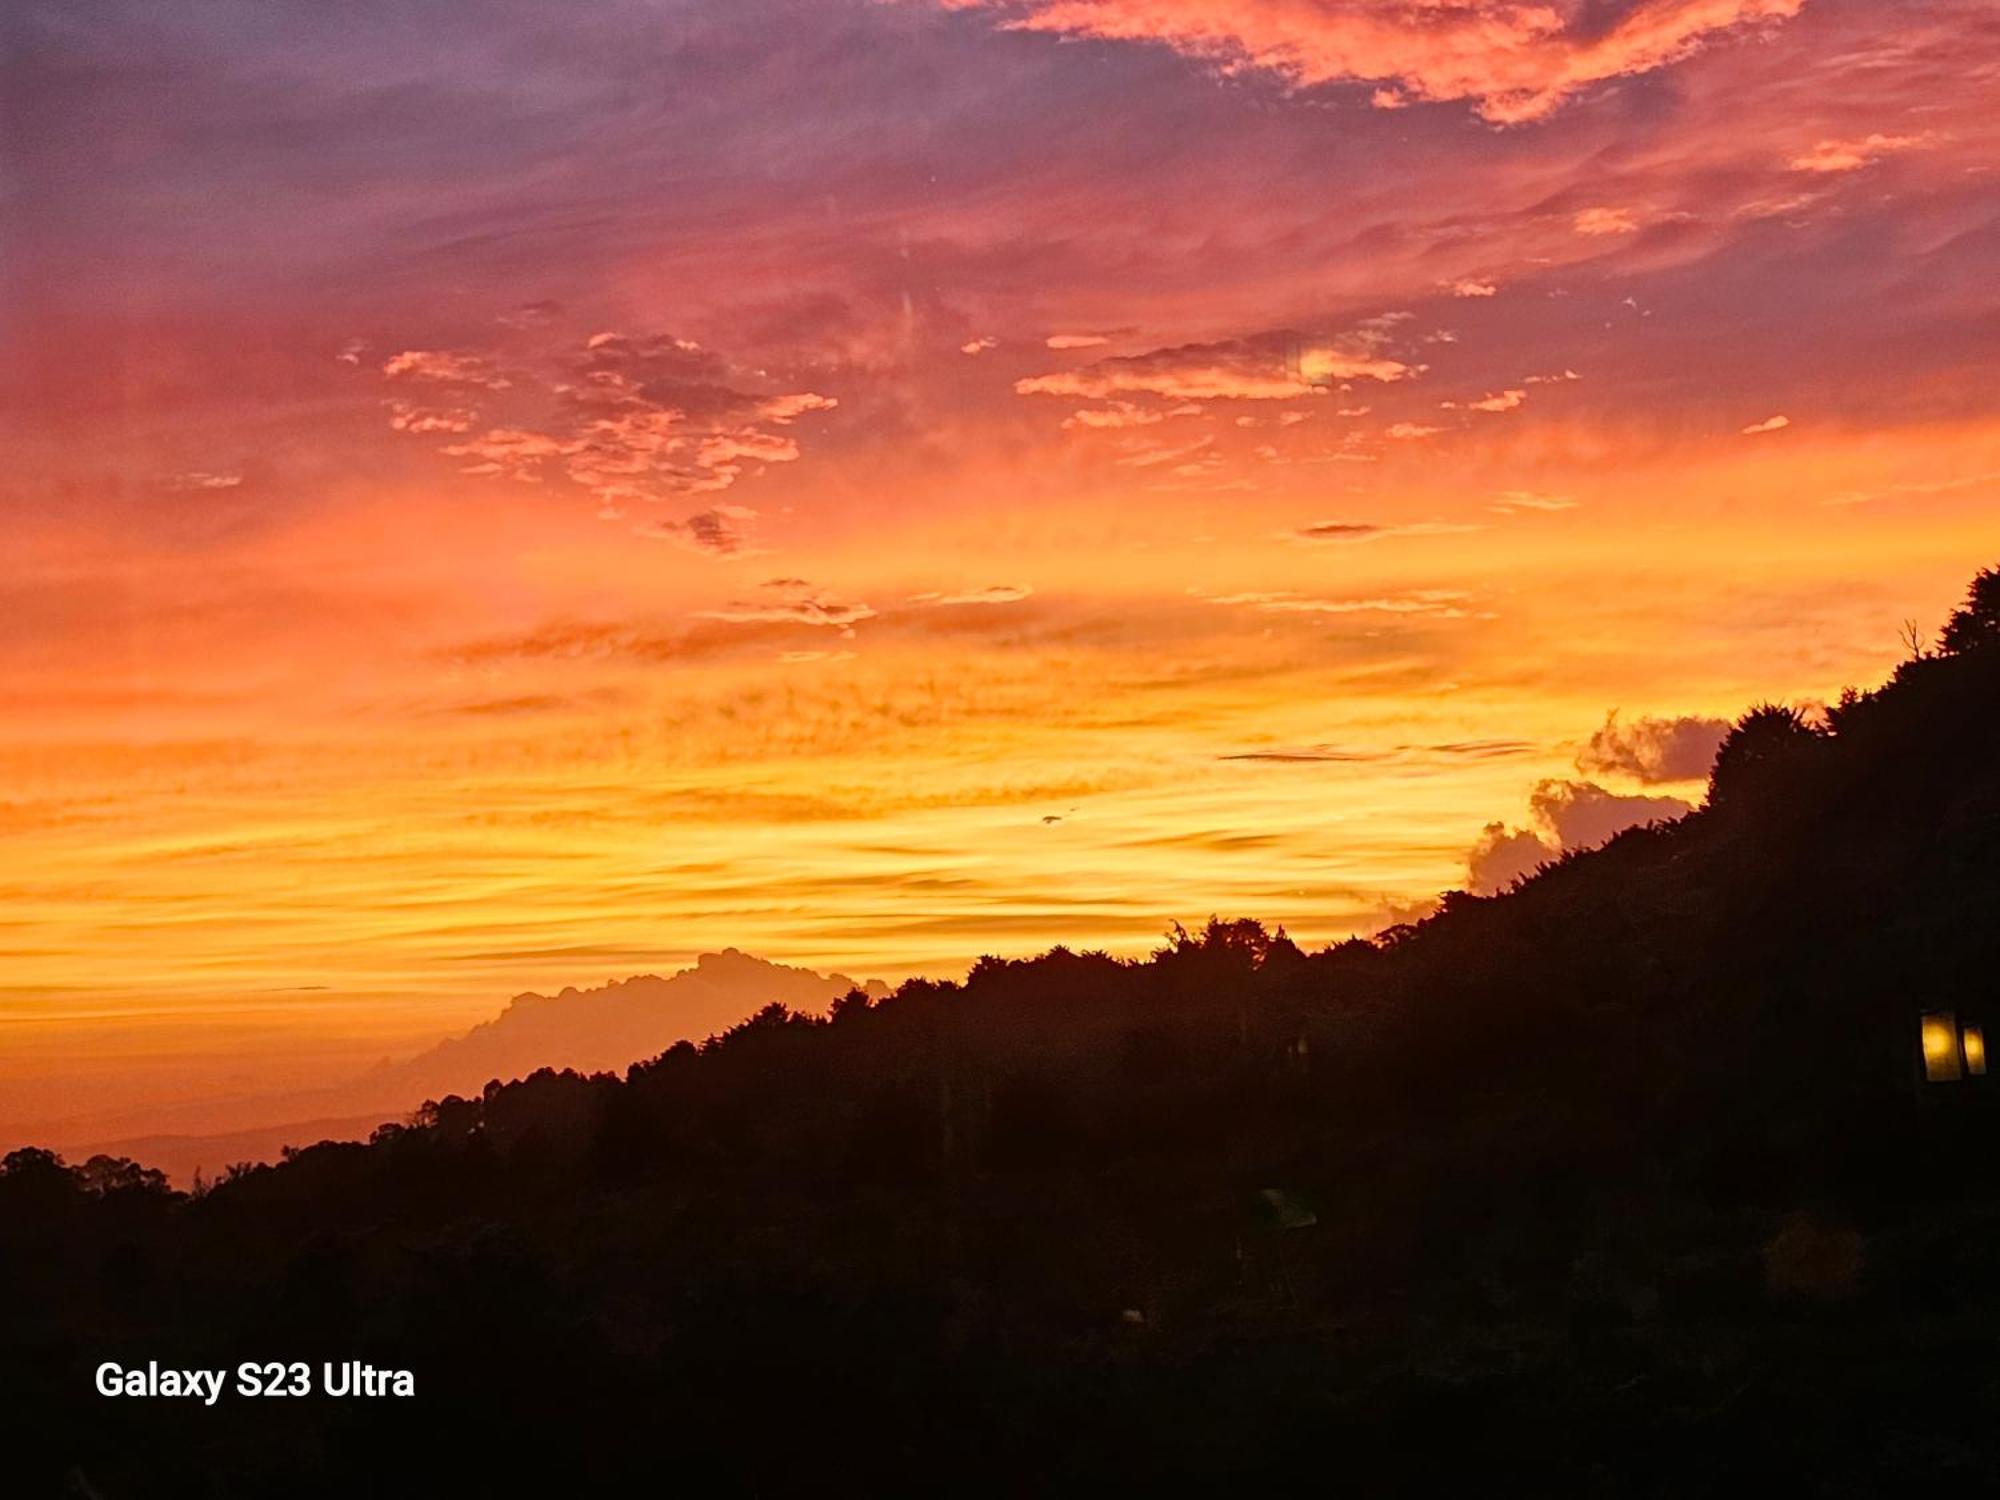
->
[7,566,2000,1496]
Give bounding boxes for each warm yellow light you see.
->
[1922,1012,1963,1082]
[1296,346,1337,386]
[1962,1025,1987,1077]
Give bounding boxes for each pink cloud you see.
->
[381,349,512,390]
[1573,206,1640,236]
[1790,132,1927,173]
[943,0,1806,123]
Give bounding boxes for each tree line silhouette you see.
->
[6,566,2000,1497]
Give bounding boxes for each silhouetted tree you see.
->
[1707,701,1825,810]
[1940,565,2000,655]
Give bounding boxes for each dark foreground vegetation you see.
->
[8,568,2000,1497]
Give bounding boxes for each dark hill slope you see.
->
[6,569,2000,1497]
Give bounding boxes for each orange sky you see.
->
[3,0,1997,1137]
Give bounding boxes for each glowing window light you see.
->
[1922,1012,1963,1083]
[1962,1025,1987,1077]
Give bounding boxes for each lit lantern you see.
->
[1962,1025,1988,1077]
[1922,1012,1963,1083]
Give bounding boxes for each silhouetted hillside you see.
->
[7,567,2000,1497]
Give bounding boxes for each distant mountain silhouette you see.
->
[364,948,890,1104]
[34,950,891,1183]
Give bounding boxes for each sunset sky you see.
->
[3,0,1997,1133]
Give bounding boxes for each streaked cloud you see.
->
[1205,588,1473,618]
[696,583,877,628]
[1290,520,1483,544]
[163,471,244,492]
[910,585,1036,605]
[1790,133,1927,173]
[1018,334,1409,405]
[1490,490,1577,513]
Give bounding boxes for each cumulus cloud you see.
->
[960,336,999,355]
[1017,333,1410,405]
[1449,278,1498,298]
[1575,710,1730,784]
[1046,333,1111,349]
[1386,421,1442,439]
[1467,388,1526,412]
[939,0,1804,124]
[1532,778,1690,848]
[1790,133,1926,173]
[1466,776,1692,893]
[1741,414,1790,434]
[1467,822,1554,895]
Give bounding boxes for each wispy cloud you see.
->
[1289,520,1482,544]
[1790,133,1927,173]
[1018,333,1410,405]
[910,586,1036,605]
[162,471,244,492]
[382,327,837,544]
[1204,588,1473,618]
[382,350,512,390]
[1573,206,1640,236]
